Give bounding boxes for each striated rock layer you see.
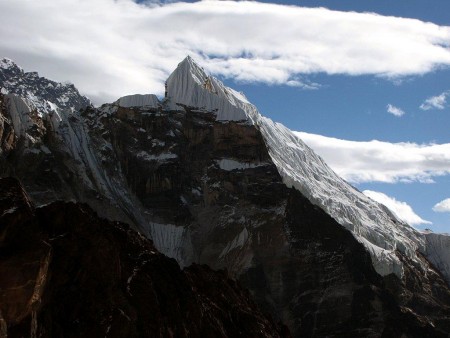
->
[0,177,289,338]
[1,57,450,336]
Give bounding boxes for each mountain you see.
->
[0,58,91,114]
[1,56,450,336]
[0,177,288,338]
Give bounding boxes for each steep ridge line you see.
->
[166,56,450,282]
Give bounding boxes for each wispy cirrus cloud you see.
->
[386,104,405,117]
[420,90,450,110]
[1,0,450,104]
[363,190,431,225]
[294,131,450,184]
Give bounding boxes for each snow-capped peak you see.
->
[0,58,91,115]
[166,56,257,122]
[165,56,450,281]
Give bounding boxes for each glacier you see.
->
[117,94,160,109]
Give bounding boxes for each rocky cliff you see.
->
[0,177,289,338]
[1,57,450,337]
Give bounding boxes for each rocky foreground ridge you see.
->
[1,56,450,336]
[0,177,289,338]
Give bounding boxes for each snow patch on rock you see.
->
[219,228,249,258]
[146,222,192,264]
[117,94,159,108]
[136,150,178,161]
[0,58,19,70]
[216,159,267,171]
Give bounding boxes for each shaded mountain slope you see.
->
[0,177,289,338]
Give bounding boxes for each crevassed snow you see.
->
[256,116,428,277]
[165,56,450,280]
[166,56,255,122]
[116,94,159,108]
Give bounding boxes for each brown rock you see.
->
[0,177,289,338]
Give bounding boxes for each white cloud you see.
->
[433,198,450,213]
[363,190,431,225]
[420,90,450,110]
[386,104,405,117]
[294,131,450,184]
[1,0,450,104]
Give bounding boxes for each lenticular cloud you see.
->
[295,131,450,184]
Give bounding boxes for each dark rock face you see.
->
[94,105,450,337]
[0,177,289,338]
[282,190,450,337]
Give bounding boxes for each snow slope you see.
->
[166,56,254,122]
[117,94,159,108]
[424,232,450,282]
[167,56,447,280]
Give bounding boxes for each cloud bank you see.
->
[1,0,450,103]
[433,198,450,213]
[294,131,450,184]
[363,190,431,226]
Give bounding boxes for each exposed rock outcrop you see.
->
[96,103,450,337]
[0,177,289,338]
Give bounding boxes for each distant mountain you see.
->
[1,56,450,337]
[0,58,91,114]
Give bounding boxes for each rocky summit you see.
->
[1,56,450,337]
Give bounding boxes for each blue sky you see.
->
[227,70,450,231]
[215,0,450,231]
[1,0,450,231]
